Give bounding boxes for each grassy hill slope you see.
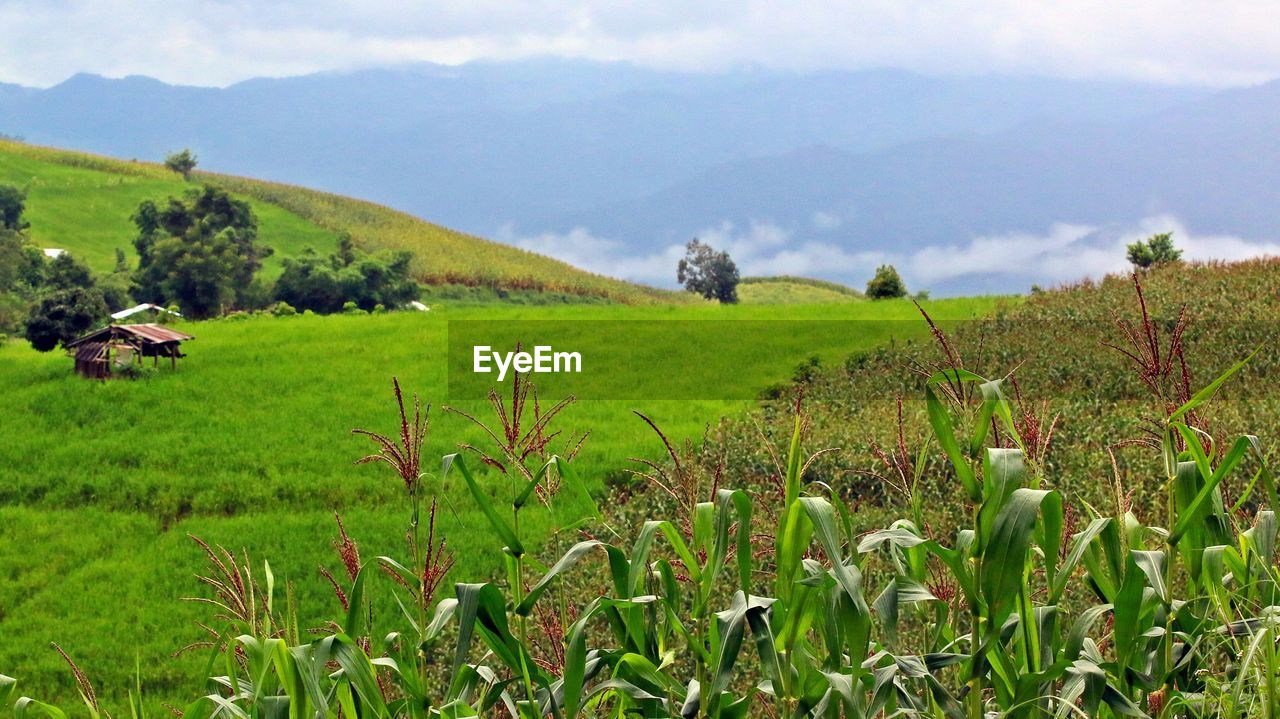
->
[0,141,340,278]
[0,140,681,302]
[738,275,864,304]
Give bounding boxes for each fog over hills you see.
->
[8,59,1279,293]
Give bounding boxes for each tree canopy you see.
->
[1126,231,1182,269]
[0,185,29,232]
[865,264,908,299]
[274,236,419,314]
[132,185,273,318]
[676,238,740,303]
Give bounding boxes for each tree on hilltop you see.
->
[865,264,907,299]
[677,238,740,304]
[1126,232,1182,269]
[164,149,198,181]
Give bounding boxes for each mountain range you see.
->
[5,60,1279,293]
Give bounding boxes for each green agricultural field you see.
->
[0,296,1004,706]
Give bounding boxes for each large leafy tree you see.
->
[676,238,739,303]
[24,287,109,352]
[274,236,419,313]
[133,185,273,318]
[865,264,908,299]
[23,254,109,351]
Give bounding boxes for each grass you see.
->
[737,275,864,304]
[0,296,1003,706]
[0,139,682,303]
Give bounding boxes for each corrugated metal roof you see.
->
[120,324,194,343]
[66,324,194,348]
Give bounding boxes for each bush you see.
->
[270,301,297,317]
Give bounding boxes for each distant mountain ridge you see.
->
[0,61,1203,231]
[8,60,1280,294]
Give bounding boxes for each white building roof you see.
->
[110,303,183,320]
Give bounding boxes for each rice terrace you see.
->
[6,7,1280,719]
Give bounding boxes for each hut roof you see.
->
[110,303,183,320]
[65,324,194,348]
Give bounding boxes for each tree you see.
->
[0,184,29,232]
[274,242,419,314]
[0,189,41,333]
[1126,231,1182,269]
[676,238,739,303]
[164,149,198,181]
[132,185,273,318]
[865,264,908,299]
[24,287,108,352]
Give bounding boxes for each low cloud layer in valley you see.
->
[503,216,1280,295]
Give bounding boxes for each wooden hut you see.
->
[64,324,194,379]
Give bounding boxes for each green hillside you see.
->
[738,275,864,304]
[0,142,340,279]
[0,140,681,302]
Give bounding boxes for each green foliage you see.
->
[274,237,419,314]
[23,287,107,352]
[0,184,28,231]
[132,185,274,318]
[677,239,740,303]
[1126,231,1182,269]
[18,253,110,352]
[865,263,908,299]
[162,149,197,181]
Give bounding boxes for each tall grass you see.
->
[6,339,1277,717]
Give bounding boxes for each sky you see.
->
[3,1,1280,88]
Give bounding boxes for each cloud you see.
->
[5,1,1280,86]
[906,215,1280,288]
[499,215,1280,294]
[811,211,843,231]
[501,219,888,288]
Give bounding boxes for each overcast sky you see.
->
[2,1,1280,88]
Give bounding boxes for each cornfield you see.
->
[6,341,1280,718]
